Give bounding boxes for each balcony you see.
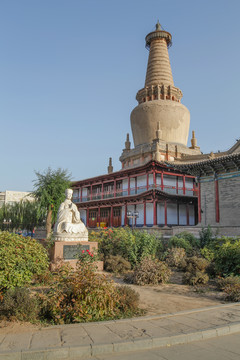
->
[73,184,198,204]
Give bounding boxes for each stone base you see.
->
[120,138,201,170]
[52,232,88,242]
[50,241,103,271]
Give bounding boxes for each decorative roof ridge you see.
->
[166,152,240,168]
[72,160,173,186]
[227,139,240,154]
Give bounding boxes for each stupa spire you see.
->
[145,21,174,87]
[131,22,190,148]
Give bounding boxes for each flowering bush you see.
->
[38,260,140,324]
[78,248,97,266]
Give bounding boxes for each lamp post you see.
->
[3,218,11,231]
[127,210,139,230]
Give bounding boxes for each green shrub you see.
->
[214,239,240,276]
[182,256,209,285]
[175,232,200,249]
[200,246,215,262]
[131,256,171,286]
[168,236,192,254]
[91,227,162,267]
[134,230,163,262]
[217,276,240,302]
[165,248,186,268]
[199,226,214,248]
[105,255,131,274]
[0,231,49,289]
[92,228,137,265]
[39,261,140,324]
[0,288,39,322]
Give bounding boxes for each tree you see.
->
[32,167,71,238]
[0,200,46,232]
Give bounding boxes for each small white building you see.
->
[0,190,34,207]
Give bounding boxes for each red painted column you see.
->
[153,200,157,226]
[128,176,130,195]
[161,172,164,191]
[110,206,113,227]
[146,173,149,190]
[114,180,116,197]
[144,201,146,226]
[86,208,89,227]
[215,179,220,223]
[135,177,137,194]
[101,182,104,199]
[124,203,127,226]
[153,170,156,189]
[177,203,180,225]
[164,201,167,226]
[198,182,201,223]
[186,203,189,226]
[90,184,93,200]
[80,187,82,202]
[98,207,100,225]
[183,176,186,195]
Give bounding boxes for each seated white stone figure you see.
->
[54,189,87,235]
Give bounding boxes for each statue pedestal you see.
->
[52,233,88,242]
[50,240,103,271]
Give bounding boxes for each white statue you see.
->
[53,189,88,241]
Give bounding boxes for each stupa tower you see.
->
[120,22,201,168]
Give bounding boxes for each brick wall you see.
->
[199,173,240,234]
[218,176,240,226]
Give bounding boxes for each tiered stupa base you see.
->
[120,138,201,169]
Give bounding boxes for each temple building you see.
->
[73,22,240,235]
[72,23,200,229]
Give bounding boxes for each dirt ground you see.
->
[0,270,225,334]
[113,270,225,316]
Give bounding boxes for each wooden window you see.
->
[89,210,97,219]
[100,209,110,217]
[113,208,121,217]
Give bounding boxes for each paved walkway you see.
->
[0,303,240,359]
[94,332,240,360]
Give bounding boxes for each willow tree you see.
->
[32,167,71,238]
[0,200,46,232]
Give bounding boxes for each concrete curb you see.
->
[1,322,240,360]
[37,302,240,330]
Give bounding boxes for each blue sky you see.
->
[1,0,240,191]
